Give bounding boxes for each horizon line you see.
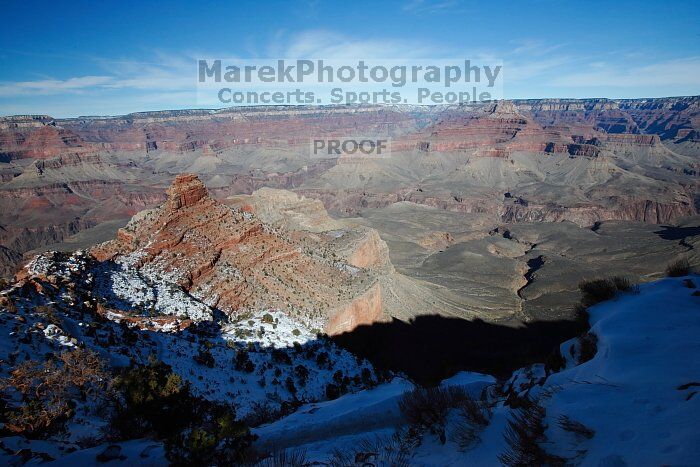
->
[2,94,699,120]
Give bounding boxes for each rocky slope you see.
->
[90,174,388,334]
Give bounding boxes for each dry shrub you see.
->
[3,297,17,313]
[573,303,590,327]
[577,333,598,364]
[499,397,565,466]
[451,395,492,448]
[0,348,110,437]
[329,429,416,467]
[399,385,493,449]
[666,258,691,277]
[558,415,594,439]
[254,448,308,467]
[578,276,634,307]
[398,386,469,434]
[544,342,568,374]
[242,401,283,427]
[35,305,62,326]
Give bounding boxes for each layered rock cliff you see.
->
[1,98,699,280]
[91,174,389,334]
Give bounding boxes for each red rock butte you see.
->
[167,174,209,209]
[91,174,387,335]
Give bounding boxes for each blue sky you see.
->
[1,0,699,117]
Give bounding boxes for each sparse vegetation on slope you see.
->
[0,348,110,438]
[666,258,692,277]
[499,396,565,466]
[110,358,255,464]
[578,276,635,307]
[399,385,492,447]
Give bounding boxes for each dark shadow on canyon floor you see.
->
[332,315,588,386]
[654,225,700,241]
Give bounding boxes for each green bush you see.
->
[165,407,253,466]
[111,359,254,464]
[110,359,190,439]
[194,347,215,368]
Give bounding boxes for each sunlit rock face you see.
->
[91,174,389,334]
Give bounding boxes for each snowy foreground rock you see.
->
[0,251,380,465]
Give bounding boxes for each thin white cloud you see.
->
[548,57,700,88]
[0,52,198,98]
[269,29,443,59]
[0,30,500,103]
[0,76,115,96]
[403,0,461,14]
[509,39,568,57]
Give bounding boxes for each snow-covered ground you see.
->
[145,320,377,418]
[251,276,700,465]
[253,372,496,454]
[3,252,699,465]
[93,256,213,321]
[221,309,322,348]
[538,277,700,465]
[0,251,382,464]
